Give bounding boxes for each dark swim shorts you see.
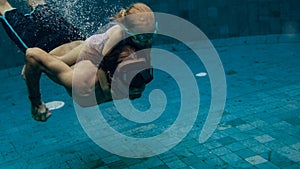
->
[0,5,85,53]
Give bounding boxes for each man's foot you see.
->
[21,65,26,80]
[31,102,52,122]
[0,0,12,15]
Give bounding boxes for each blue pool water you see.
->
[0,34,299,168]
[0,0,300,168]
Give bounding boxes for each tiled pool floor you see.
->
[0,35,299,168]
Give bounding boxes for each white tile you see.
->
[245,155,267,165]
[291,142,300,151]
[236,124,255,131]
[254,134,275,143]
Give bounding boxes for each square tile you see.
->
[235,149,257,159]
[210,131,228,140]
[230,132,252,141]
[250,144,271,154]
[143,157,164,168]
[107,160,127,169]
[255,162,280,169]
[236,124,256,131]
[227,118,247,127]
[182,156,210,168]
[272,121,292,130]
[188,144,209,155]
[244,129,264,137]
[211,147,232,156]
[291,142,300,151]
[223,127,240,135]
[129,163,148,169]
[122,158,142,166]
[278,146,300,162]
[264,140,286,150]
[102,155,121,164]
[251,120,269,127]
[0,161,24,169]
[281,136,300,145]
[173,148,194,158]
[268,151,295,168]
[218,136,236,146]
[148,165,170,169]
[203,141,222,150]
[182,156,203,165]
[255,134,275,143]
[220,153,242,164]
[240,139,261,148]
[283,164,300,169]
[165,160,187,169]
[225,142,246,152]
[202,155,227,168]
[245,155,268,165]
[221,115,238,122]
[285,117,300,126]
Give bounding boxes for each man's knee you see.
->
[0,1,13,15]
[25,47,42,63]
[27,0,46,9]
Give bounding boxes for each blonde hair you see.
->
[103,3,154,73]
[114,3,153,19]
[114,3,155,31]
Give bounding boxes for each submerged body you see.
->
[0,0,156,122]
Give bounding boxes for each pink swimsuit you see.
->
[76,25,119,67]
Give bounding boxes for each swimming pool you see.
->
[0,33,299,168]
[0,0,299,168]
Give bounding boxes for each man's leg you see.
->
[24,57,52,122]
[25,47,74,122]
[1,1,85,53]
[50,41,84,66]
[25,48,74,99]
[21,40,84,80]
[1,0,46,14]
[0,1,38,52]
[25,50,51,122]
[0,0,12,15]
[27,0,45,9]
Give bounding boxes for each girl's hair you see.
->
[114,3,155,30]
[114,3,153,19]
[103,3,154,74]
